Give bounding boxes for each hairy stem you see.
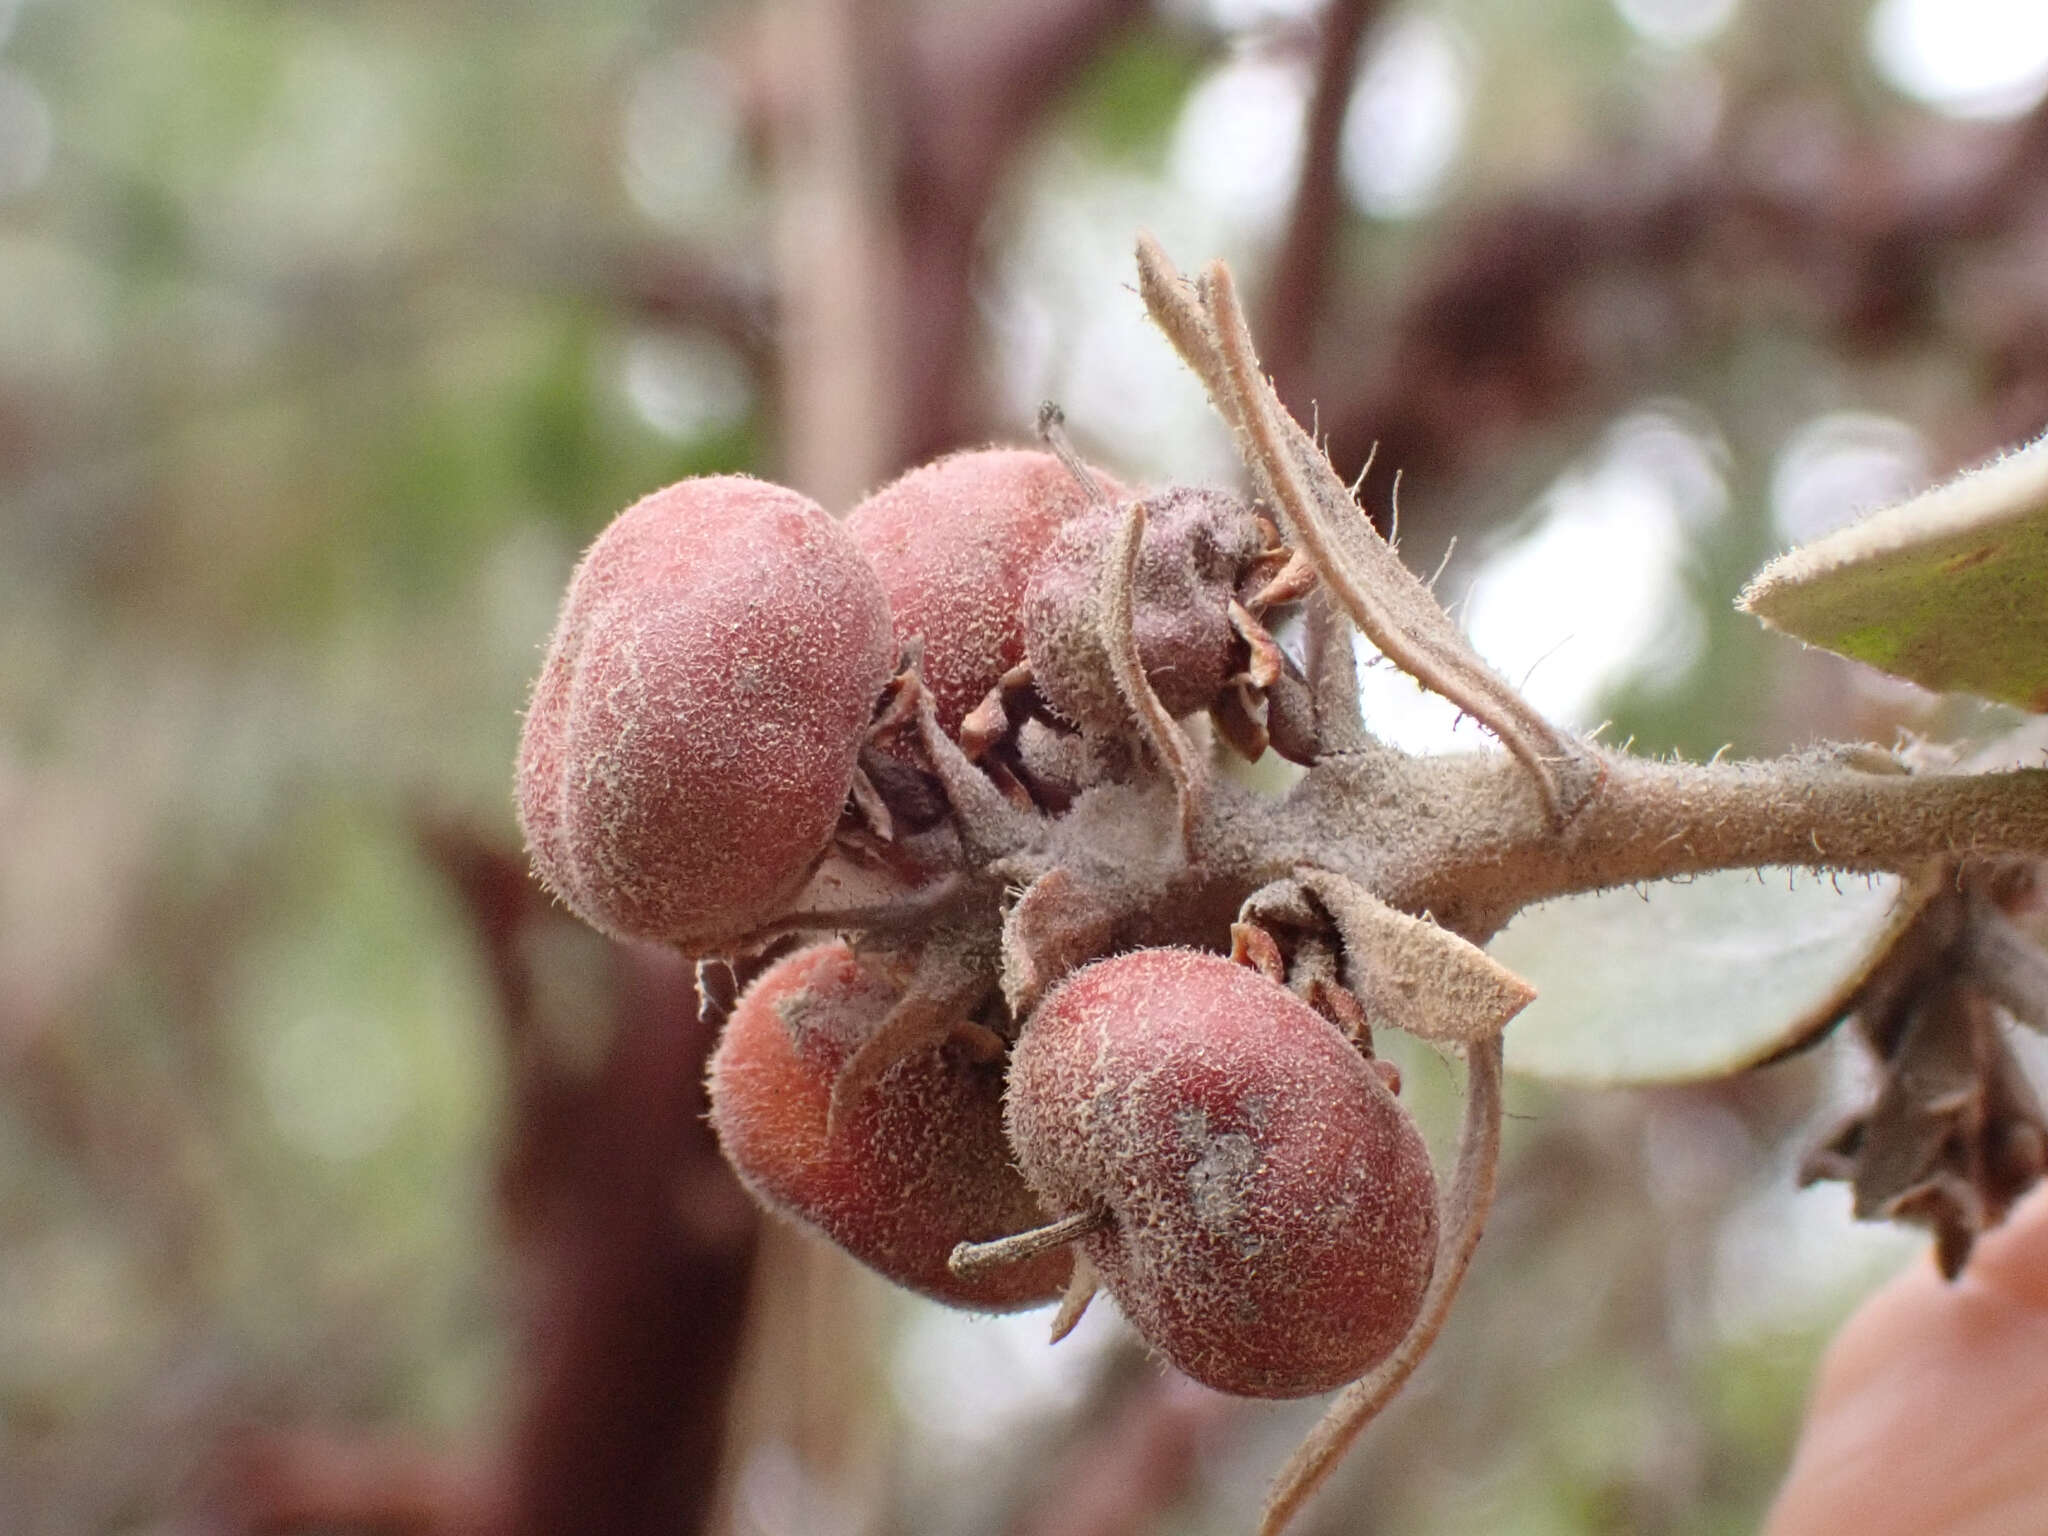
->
[949,1208,1107,1279]
[1358,751,2048,938]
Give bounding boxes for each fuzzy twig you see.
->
[1259,1032,1504,1536]
[1300,588,1374,756]
[1374,752,2048,938]
[949,1207,1109,1280]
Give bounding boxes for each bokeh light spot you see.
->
[1869,0,2048,120]
[1341,14,1472,219]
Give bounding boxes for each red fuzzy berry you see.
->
[708,942,1070,1311]
[1006,948,1439,1397]
[517,476,894,952]
[847,448,1128,735]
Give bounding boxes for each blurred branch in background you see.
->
[1258,0,1384,399]
[1307,86,2048,552]
[208,828,759,1536]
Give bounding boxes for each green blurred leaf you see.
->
[1495,870,1898,1085]
[1740,433,2048,712]
[1062,33,1206,164]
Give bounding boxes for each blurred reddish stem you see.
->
[210,828,760,1536]
[892,0,1151,468]
[665,8,2048,533]
[209,1430,499,1536]
[432,829,760,1536]
[1306,91,2048,545]
[1259,0,1385,404]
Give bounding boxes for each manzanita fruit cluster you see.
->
[517,444,1431,1393]
[515,241,2048,1533]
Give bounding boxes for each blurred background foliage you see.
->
[5,0,2048,1530]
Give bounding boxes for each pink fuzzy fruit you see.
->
[708,942,1070,1310]
[846,448,1127,736]
[517,476,894,953]
[1006,948,1439,1397]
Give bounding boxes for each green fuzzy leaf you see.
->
[1740,433,2048,711]
[1495,870,1898,1086]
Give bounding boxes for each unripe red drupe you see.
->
[1006,948,1439,1397]
[708,942,1071,1311]
[846,448,1128,735]
[517,476,894,953]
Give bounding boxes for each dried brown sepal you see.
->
[958,690,1013,762]
[1802,980,2046,1277]
[1305,974,1373,1048]
[1292,869,1536,1044]
[1048,1251,1100,1344]
[1796,856,2048,1275]
[1211,684,1271,762]
[1001,868,1123,1019]
[1231,599,1286,690]
[1248,549,1319,614]
[982,756,1040,813]
[957,661,1040,763]
[846,763,894,844]
[1259,1032,1505,1536]
[1229,920,1287,984]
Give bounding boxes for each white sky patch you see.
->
[1769,410,1930,547]
[1341,13,1472,219]
[621,48,745,229]
[1612,0,1739,50]
[1869,0,2048,119]
[889,1297,1126,1531]
[1168,54,1308,237]
[1166,0,1321,30]
[1464,467,1701,722]
[620,328,751,442]
[1358,409,1723,750]
[1711,1169,1919,1342]
[982,158,1244,485]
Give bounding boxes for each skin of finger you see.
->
[1765,1186,2048,1536]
